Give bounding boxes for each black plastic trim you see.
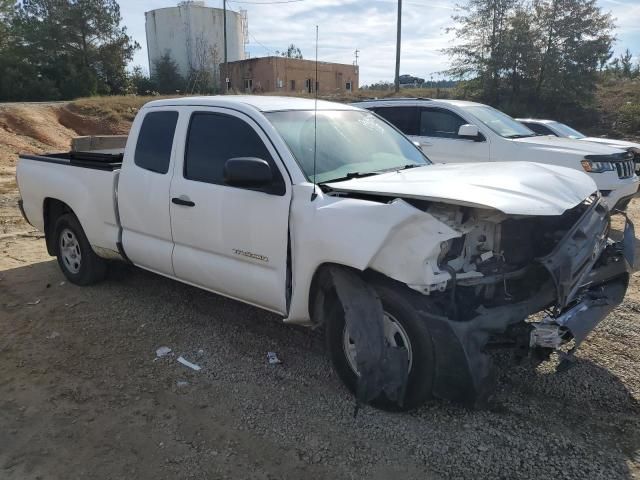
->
[20,153,123,171]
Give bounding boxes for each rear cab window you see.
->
[134,111,179,174]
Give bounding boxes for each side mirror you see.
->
[458,124,480,139]
[224,157,272,188]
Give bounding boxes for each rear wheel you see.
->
[325,281,435,411]
[54,214,107,285]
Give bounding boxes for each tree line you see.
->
[0,0,208,101]
[444,0,639,121]
[0,0,141,101]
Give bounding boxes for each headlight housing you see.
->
[581,159,615,173]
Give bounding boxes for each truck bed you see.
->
[17,152,122,254]
[19,151,124,171]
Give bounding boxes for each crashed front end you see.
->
[416,193,633,405]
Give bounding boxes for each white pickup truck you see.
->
[354,99,639,211]
[17,96,634,411]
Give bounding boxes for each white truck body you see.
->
[354,99,639,211]
[16,96,634,410]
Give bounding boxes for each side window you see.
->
[419,108,467,139]
[184,112,285,195]
[134,111,179,174]
[524,123,554,136]
[373,107,419,136]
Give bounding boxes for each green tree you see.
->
[444,0,518,103]
[0,0,15,50]
[445,0,615,116]
[152,53,185,94]
[130,66,157,95]
[532,0,614,112]
[0,0,138,100]
[278,44,303,59]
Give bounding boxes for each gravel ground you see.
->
[1,191,640,479]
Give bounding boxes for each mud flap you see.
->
[329,268,409,411]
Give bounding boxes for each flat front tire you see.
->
[54,213,106,285]
[325,281,435,411]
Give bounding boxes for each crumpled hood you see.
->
[580,137,640,150]
[513,135,630,155]
[325,162,597,216]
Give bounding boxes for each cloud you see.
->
[124,0,639,84]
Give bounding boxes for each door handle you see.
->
[172,197,195,207]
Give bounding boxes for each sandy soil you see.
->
[1,104,639,479]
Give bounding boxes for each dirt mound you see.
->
[0,102,133,171]
[57,104,130,136]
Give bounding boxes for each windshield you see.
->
[465,105,536,138]
[265,110,430,183]
[550,121,586,139]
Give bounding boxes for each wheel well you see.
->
[43,198,75,256]
[308,263,350,326]
[308,264,424,325]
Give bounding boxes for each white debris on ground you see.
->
[177,356,202,371]
[155,346,172,358]
[267,351,282,364]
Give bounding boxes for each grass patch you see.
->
[69,96,174,123]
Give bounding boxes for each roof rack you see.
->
[354,97,433,102]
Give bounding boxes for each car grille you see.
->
[631,150,640,174]
[614,159,635,179]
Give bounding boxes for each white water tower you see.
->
[145,1,247,83]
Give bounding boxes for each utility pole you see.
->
[394,0,402,93]
[223,0,228,92]
[354,49,359,66]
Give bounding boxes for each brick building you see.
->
[222,56,359,94]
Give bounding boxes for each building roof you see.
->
[224,56,358,69]
[144,95,361,112]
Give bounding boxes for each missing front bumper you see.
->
[530,216,633,364]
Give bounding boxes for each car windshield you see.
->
[265,110,430,183]
[465,105,536,138]
[550,121,586,139]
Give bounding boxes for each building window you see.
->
[244,79,253,92]
[315,81,319,92]
[277,79,283,88]
[290,80,296,91]
[346,81,352,91]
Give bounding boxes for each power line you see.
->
[227,0,304,4]
[248,33,275,55]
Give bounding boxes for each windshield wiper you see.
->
[319,171,380,184]
[377,163,427,173]
[505,134,535,139]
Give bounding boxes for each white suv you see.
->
[517,118,640,175]
[353,99,639,211]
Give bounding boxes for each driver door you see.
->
[169,108,291,314]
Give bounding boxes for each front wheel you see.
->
[325,281,436,411]
[54,213,107,285]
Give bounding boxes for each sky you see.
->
[122,0,640,85]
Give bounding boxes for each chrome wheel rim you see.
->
[342,312,414,375]
[59,228,82,274]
